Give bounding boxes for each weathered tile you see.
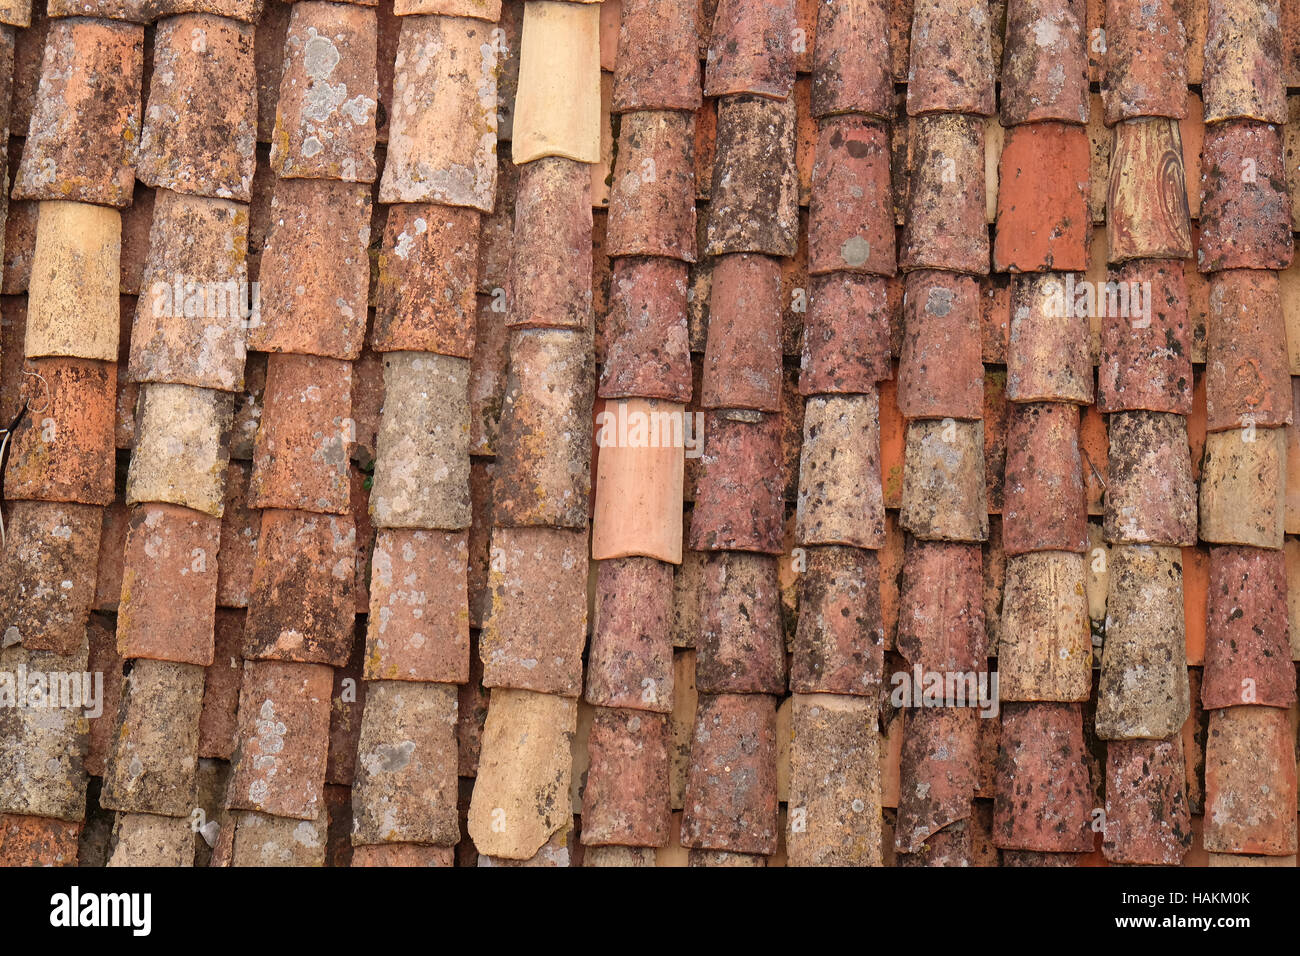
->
[117,503,220,666]
[811,0,891,118]
[899,113,989,275]
[129,190,251,391]
[607,110,696,261]
[992,702,1093,851]
[580,707,671,846]
[689,411,785,553]
[897,539,986,672]
[493,328,594,528]
[795,391,885,548]
[809,115,894,276]
[1202,546,1294,708]
[1203,0,1286,124]
[137,14,257,201]
[3,357,115,506]
[25,202,121,362]
[905,0,994,116]
[373,203,477,356]
[352,680,459,845]
[394,0,499,16]
[1197,121,1293,273]
[0,642,90,820]
[1107,118,1192,263]
[245,509,356,665]
[612,0,700,111]
[508,157,592,330]
[1202,706,1298,855]
[1000,0,1089,124]
[896,707,979,852]
[1103,735,1192,864]
[481,526,588,697]
[101,658,205,817]
[1095,544,1191,739]
[127,383,234,516]
[800,273,891,394]
[1002,403,1086,554]
[1097,259,1193,414]
[1199,426,1286,548]
[227,659,333,820]
[680,692,779,855]
[0,814,80,866]
[994,123,1090,273]
[229,810,326,866]
[467,688,576,859]
[701,253,782,411]
[13,19,141,207]
[198,609,244,759]
[351,842,454,865]
[248,178,371,358]
[271,2,378,182]
[600,257,691,401]
[1103,411,1197,545]
[703,0,795,98]
[897,270,983,418]
[1005,274,1093,404]
[585,557,673,711]
[696,551,785,695]
[706,94,799,257]
[1100,0,1188,123]
[85,617,124,777]
[248,353,352,514]
[899,419,989,542]
[512,1,598,164]
[106,812,195,868]
[368,352,470,529]
[1205,269,1290,431]
[791,546,882,696]
[998,551,1092,701]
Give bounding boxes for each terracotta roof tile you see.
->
[254,0,291,141]
[1103,411,1197,545]
[1198,121,1293,272]
[695,551,784,694]
[271,1,378,181]
[680,692,779,854]
[1000,0,1089,125]
[468,295,507,455]
[899,114,989,275]
[1003,403,1086,554]
[703,0,795,99]
[905,0,995,117]
[599,258,691,401]
[225,809,326,866]
[580,706,671,846]
[352,679,459,845]
[1106,117,1193,262]
[351,842,454,865]
[84,616,125,776]
[1204,269,1290,429]
[465,457,494,627]
[116,503,221,665]
[198,609,244,758]
[493,328,594,528]
[900,419,989,542]
[3,356,115,505]
[993,123,1090,273]
[216,461,258,607]
[364,528,468,681]
[466,687,576,859]
[585,556,673,710]
[249,178,371,357]
[706,94,799,257]
[101,658,205,816]
[249,353,352,513]
[998,551,1091,701]
[1203,0,1286,124]
[126,382,234,516]
[1100,735,1191,863]
[0,501,102,656]
[897,271,982,419]
[493,0,523,141]
[688,410,785,553]
[1199,425,1286,547]
[1101,0,1188,123]
[1097,259,1193,413]
[795,391,884,547]
[810,0,890,119]
[512,2,599,164]
[244,508,356,664]
[1095,544,1191,738]
[480,525,588,695]
[26,201,121,361]
[226,658,333,819]
[992,702,1093,851]
[137,14,257,201]
[373,203,477,355]
[789,545,879,694]
[12,19,141,206]
[700,253,781,410]
[1,200,36,294]
[508,157,592,329]
[104,811,196,867]
[809,115,893,276]
[0,813,81,865]
[606,111,696,260]
[128,190,250,390]
[1202,705,1297,854]
[896,539,985,671]
[1201,545,1294,707]
[895,706,978,853]
[591,402,685,561]
[612,0,699,112]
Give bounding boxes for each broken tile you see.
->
[896,707,979,852]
